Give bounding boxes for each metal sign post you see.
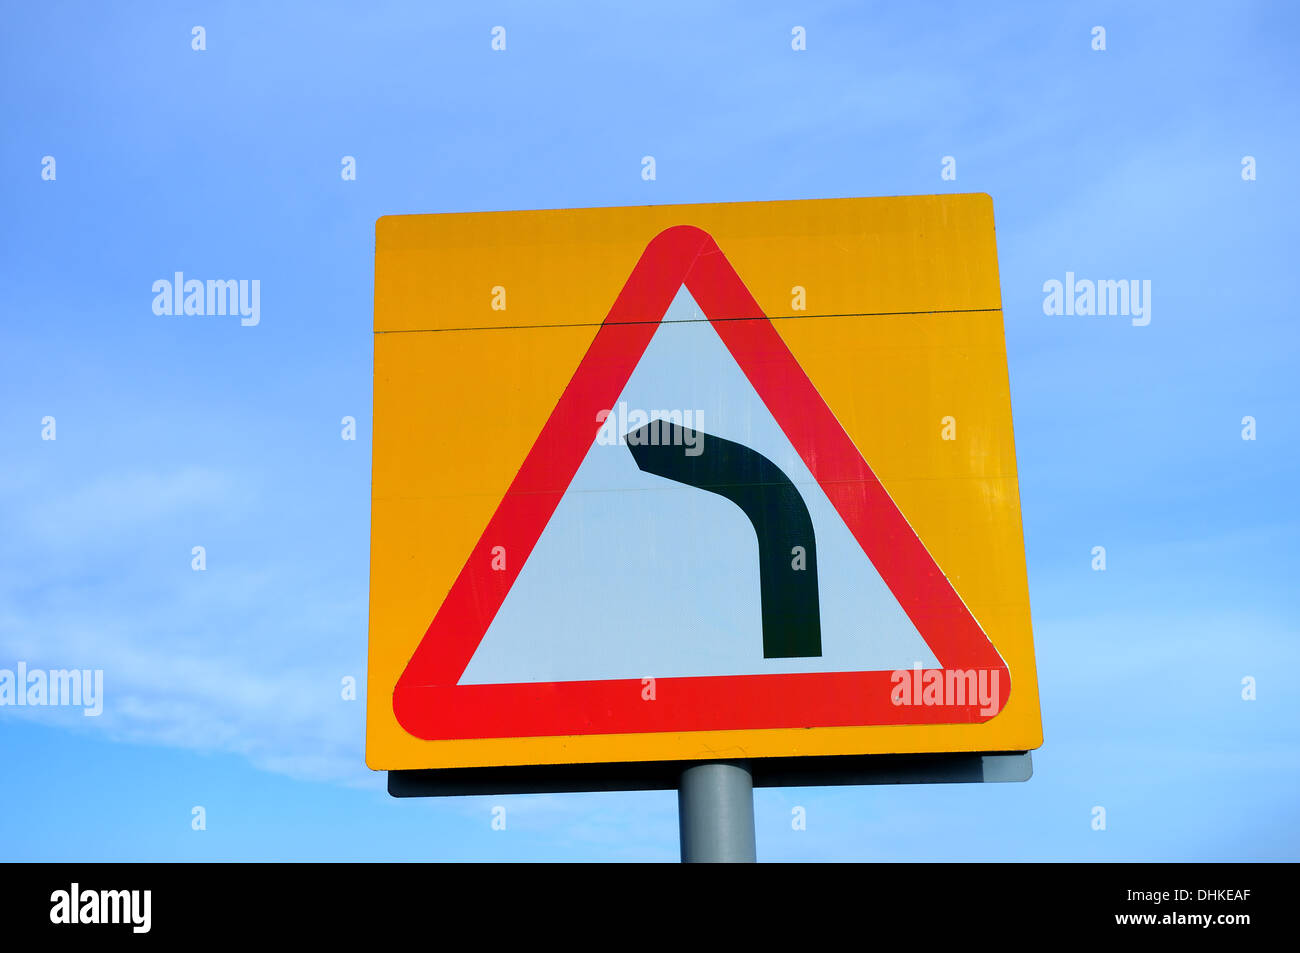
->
[678,762,756,863]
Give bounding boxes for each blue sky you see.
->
[2,1,1297,860]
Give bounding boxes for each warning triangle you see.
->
[394,225,1010,740]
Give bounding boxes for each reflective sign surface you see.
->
[367,196,1042,771]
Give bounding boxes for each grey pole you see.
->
[677,761,756,862]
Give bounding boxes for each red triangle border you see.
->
[394,225,1010,740]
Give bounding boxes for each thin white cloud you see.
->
[0,466,372,787]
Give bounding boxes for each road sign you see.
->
[367,195,1042,780]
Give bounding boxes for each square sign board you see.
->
[367,195,1042,791]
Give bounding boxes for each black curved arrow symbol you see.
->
[626,422,822,659]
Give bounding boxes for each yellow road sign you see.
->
[367,195,1042,773]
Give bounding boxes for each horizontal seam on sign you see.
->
[373,307,1004,335]
[433,477,1018,498]
[375,474,1021,503]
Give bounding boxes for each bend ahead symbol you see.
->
[626,422,822,659]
